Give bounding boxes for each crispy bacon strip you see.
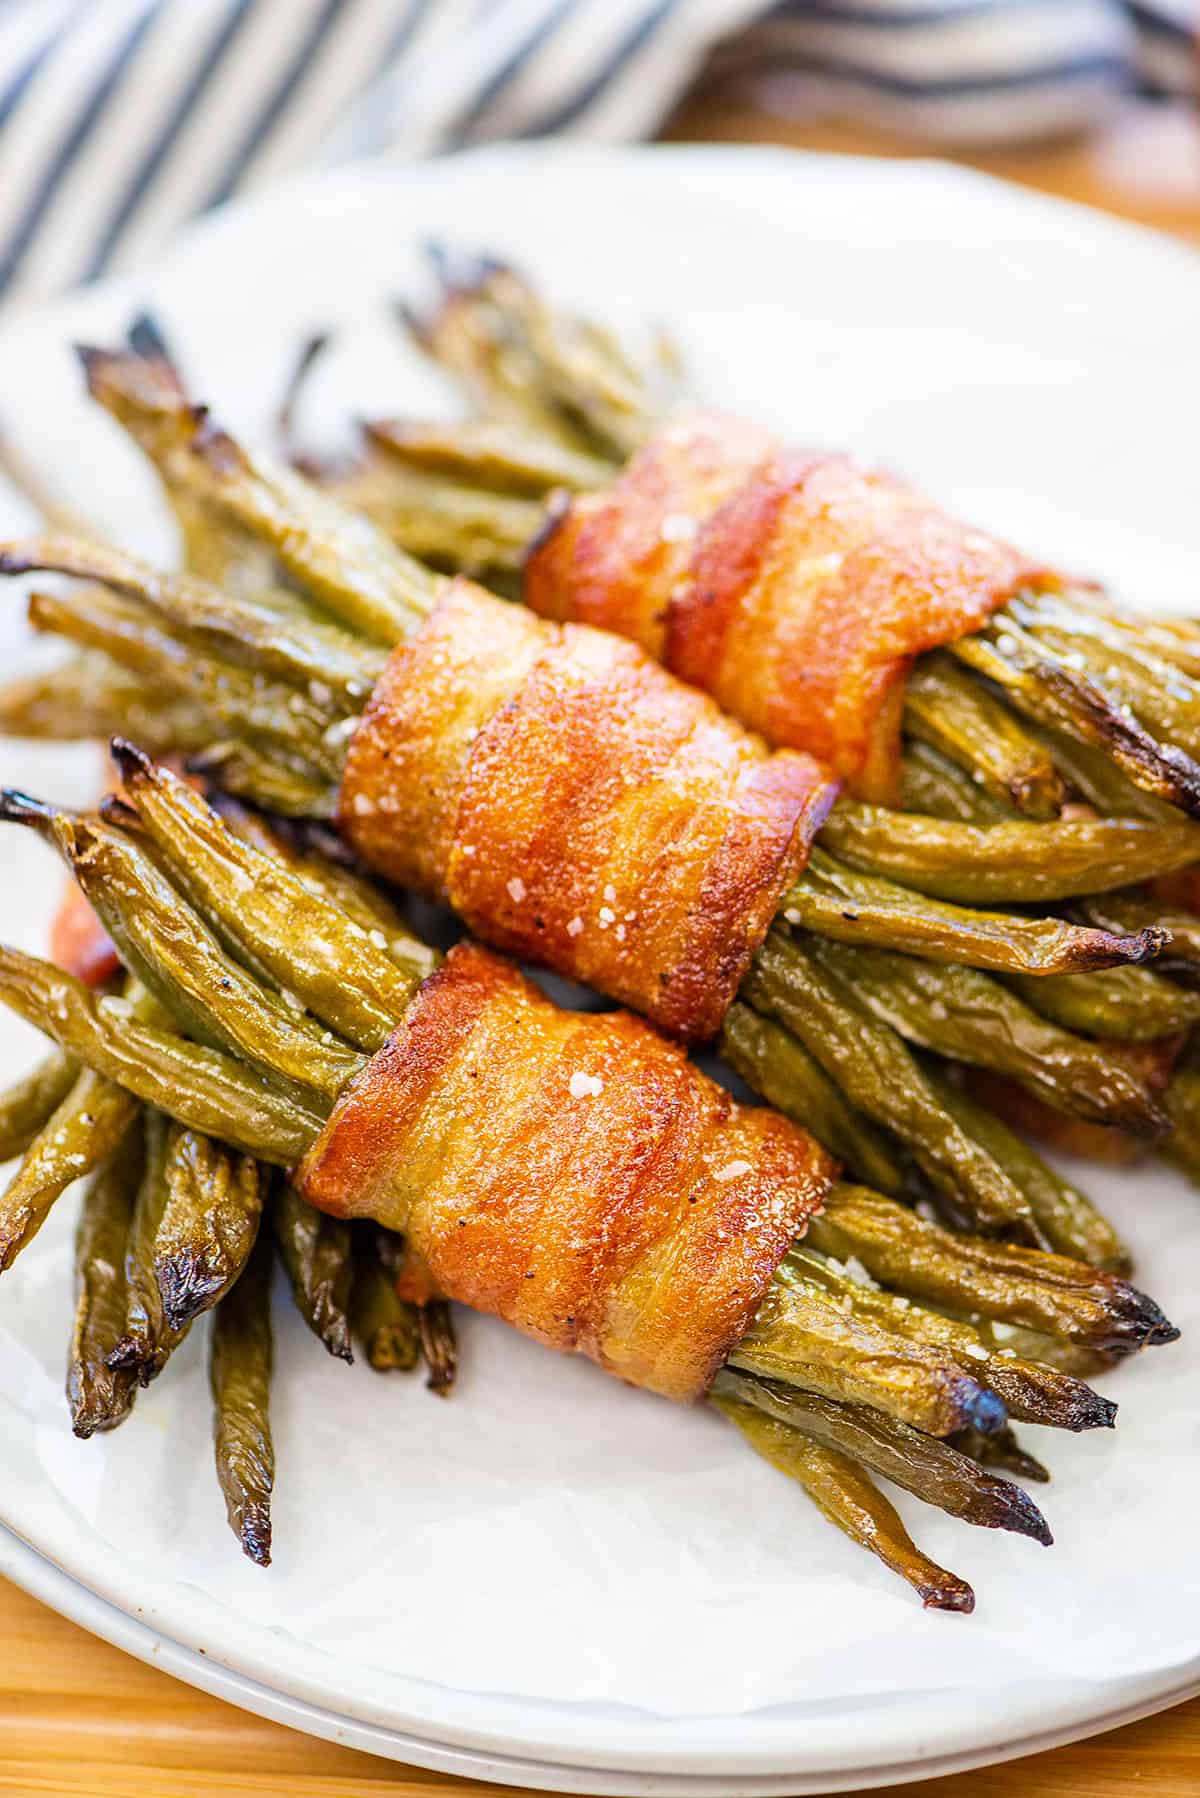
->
[525,416,1054,800]
[297,940,834,1402]
[338,579,835,1042]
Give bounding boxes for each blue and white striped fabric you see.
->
[0,0,1194,306]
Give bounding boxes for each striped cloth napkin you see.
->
[0,0,1195,305]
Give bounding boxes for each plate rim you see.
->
[0,137,1197,1787]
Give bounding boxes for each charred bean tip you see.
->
[97,793,141,830]
[994,1482,1054,1547]
[238,1506,272,1568]
[1105,1283,1181,1354]
[108,736,154,785]
[920,1576,975,1615]
[106,1334,155,1387]
[157,1250,226,1334]
[126,312,173,364]
[0,787,58,836]
[0,547,36,577]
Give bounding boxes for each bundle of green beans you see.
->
[0,749,1178,1609]
[0,811,450,1563]
[0,326,1196,1263]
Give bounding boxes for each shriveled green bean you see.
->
[734,1276,1006,1437]
[782,848,1164,976]
[0,1047,79,1162]
[0,1065,137,1272]
[153,1128,265,1332]
[272,1183,354,1362]
[818,799,1200,904]
[0,535,384,711]
[67,1129,142,1437]
[712,1394,975,1611]
[904,651,1065,819]
[416,1300,458,1395]
[807,1185,1177,1354]
[114,745,428,1049]
[804,934,1167,1135]
[779,1245,1117,1432]
[0,945,321,1162]
[26,583,343,778]
[718,1000,906,1196]
[951,1426,1049,1485]
[350,1226,421,1371]
[951,611,1200,815]
[1004,964,1200,1040]
[741,935,1041,1238]
[365,416,613,495]
[26,804,363,1104]
[332,457,543,576]
[900,742,1010,823]
[1161,1065,1200,1184]
[0,654,213,753]
[111,1112,189,1382]
[186,740,338,819]
[210,1227,275,1566]
[712,1369,1052,1543]
[923,1068,1131,1272]
[1078,890,1200,975]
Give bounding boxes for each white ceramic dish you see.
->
[0,143,1197,1793]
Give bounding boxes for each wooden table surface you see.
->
[3,94,1200,1798]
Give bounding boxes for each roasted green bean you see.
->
[67,1129,142,1437]
[1004,965,1200,1040]
[712,1394,975,1611]
[904,651,1065,819]
[365,416,613,495]
[900,742,1011,823]
[782,849,1164,976]
[416,1298,458,1396]
[807,1185,1176,1354]
[271,1182,354,1362]
[817,800,1200,905]
[712,1369,1052,1543]
[210,1227,275,1566]
[331,458,542,576]
[0,654,213,753]
[951,1426,1049,1486]
[110,1111,188,1381]
[153,1127,265,1332]
[802,934,1166,1135]
[350,1226,421,1371]
[0,1047,79,1162]
[0,1065,137,1272]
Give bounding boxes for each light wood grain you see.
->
[3,97,1200,1798]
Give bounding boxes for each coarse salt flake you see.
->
[507,877,527,903]
[569,1071,603,1099]
[603,884,617,903]
[566,916,583,937]
[598,906,615,927]
[352,794,374,817]
[660,512,697,543]
[714,1159,753,1182]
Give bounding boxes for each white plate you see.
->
[0,144,1198,1793]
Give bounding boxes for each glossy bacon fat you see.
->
[338,578,835,1043]
[525,416,1053,800]
[297,940,834,1402]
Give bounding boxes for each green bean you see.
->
[951,611,1200,816]
[733,1276,1006,1437]
[350,1226,420,1371]
[904,652,1065,819]
[0,1065,137,1272]
[712,1395,975,1611]
[1161,1065,1200,1183]
[779,1245,1117,1432]
[186,740,339,819]
[741,935,1041,1238]
[803,934,1167,1135]
[365,416,613,496]
[807,1185,1177,1354]
[153,1128,265,1332]
[951,1426,1049,1486]
[66,1130,142,1437]
[17,802,364,1105]
[1065,592,1200,681]
[271,1183,354,1362]
[900,742,1011,823]
[113,745,428,1049]
[1004,965,1200,1040]
[923,1068,1131,1273]
[1078,890,1200,976]
[718,1000,907,1196]
[1024,721,1183,822]
[110,1112,189,1382]
[210,1227,275,1566]
[0,536,384,712]
[332,457,543,577]
[0,655,214,753]
[712,1369,1052,1543]
[0,1047,79,1162]
[416,1297,458,1396]
[782,848,1164,976]
[818,798,1200,904]
[0,945,321,1162]
[26,583,343,779]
